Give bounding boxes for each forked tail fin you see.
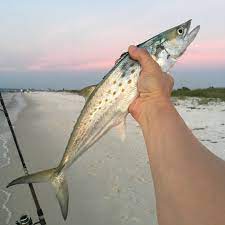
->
[7,167,69,220]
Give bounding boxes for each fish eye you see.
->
[177,27,184,36]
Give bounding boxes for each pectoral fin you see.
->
[115,52,128,65]
[115,120,126,141]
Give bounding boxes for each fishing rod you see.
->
[0,92,47,225]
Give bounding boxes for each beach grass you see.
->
[172,87,225,102]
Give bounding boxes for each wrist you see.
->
[138,96,174,128]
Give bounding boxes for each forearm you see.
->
[140,100,225,225]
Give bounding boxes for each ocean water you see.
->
[0,93,26,224]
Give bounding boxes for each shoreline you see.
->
[2,86,225,101]
[0,93,27,224]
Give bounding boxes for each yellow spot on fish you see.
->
[131,69,135,74]
[121,88,125,92]
[119,83,122,86]
[128,79,132,84]
[130,62,135,67]
[99,107,101,110]
[113,91,116,95]
[98,101,102,104]
[105,99,108,102]
[108,90,111,94]
[113,81,116,84]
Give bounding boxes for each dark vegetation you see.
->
[172,87,225,101]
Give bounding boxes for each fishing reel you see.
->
[15,214,43,225]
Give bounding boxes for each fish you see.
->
[70,84,97,100]
[7,20,200,220]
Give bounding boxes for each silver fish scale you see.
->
[62,57,141,167]
[61,47,171,168]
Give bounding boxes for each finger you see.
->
[128,45,161,74]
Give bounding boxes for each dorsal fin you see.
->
[72,85,97,100]
[115,51,129,65]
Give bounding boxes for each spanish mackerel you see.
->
[8,20,200,220]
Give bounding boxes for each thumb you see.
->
[128,45,160,74]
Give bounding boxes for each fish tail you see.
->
[7,167,69,220]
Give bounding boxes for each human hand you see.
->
[128,45,174,125]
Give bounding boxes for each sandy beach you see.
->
[1,92,225,225]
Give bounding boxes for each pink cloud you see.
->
[27,49,116,71]
[28,59,113,71]
[27,39,225,71]
[177,39,225,68]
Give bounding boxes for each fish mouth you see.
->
[172,20,200,59]
[184,19,200,45]
[185,19,192,35]
[186,25,200,43]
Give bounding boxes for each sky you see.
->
[0,0,225,89]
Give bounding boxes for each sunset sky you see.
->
[0,0,224,89]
